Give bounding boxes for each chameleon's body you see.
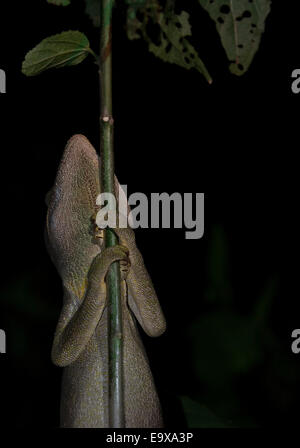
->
[45,135,166,428]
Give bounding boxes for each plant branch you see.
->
[99,0,124,428]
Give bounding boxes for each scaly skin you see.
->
[45,135,166,428]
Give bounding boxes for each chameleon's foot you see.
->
[88,244,130,285]
[94,226,104,241]
[119,245,131,280]
[90,211,104,243]
[95,211,136,250]
[113,214,136,250]
[113,226,135,247]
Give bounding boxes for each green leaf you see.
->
[198,0,271,75]
[22,31,92,77]
[47,0,71,5]
[149,11,212,83]
[85,0,101,27]
[124,2,212,81]
[125,0,148,39]
[180,396,227,428]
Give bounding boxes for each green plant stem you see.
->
[99,0,124,428]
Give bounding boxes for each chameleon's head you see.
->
[45,134,103,298]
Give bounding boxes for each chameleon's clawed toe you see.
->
[112,245,130,279]
[118,244,129,255]
[120,261,130,280]
[90,211,105,241]
[95,226,104,240]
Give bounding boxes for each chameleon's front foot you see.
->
[95,211,136,250]
[51,245,131,368]
[88,245,130,285]
[91,211,131,280]
[91,212,104,244]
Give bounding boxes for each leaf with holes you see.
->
[198,0,271,75]
[149,11,212,83]
[85,0,101,27]
[125,0,157,40]
[22,31,92,77]
[47,0,71,5]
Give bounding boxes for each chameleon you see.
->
[45,134,166,428]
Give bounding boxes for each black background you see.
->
[0,0,299,429]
